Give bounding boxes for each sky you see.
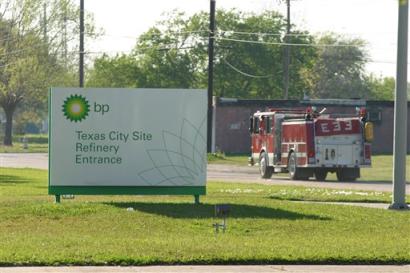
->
[85,0,400,77]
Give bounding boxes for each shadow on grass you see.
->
[103,202,331,221]
[0,175,31,184]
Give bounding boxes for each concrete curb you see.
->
[0,265,410,273]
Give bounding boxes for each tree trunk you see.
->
[3,109,13,146]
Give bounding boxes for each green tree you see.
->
[300,34,370,99]
[87,11,374,101]
[133,26,199,88]
[87,10,317,99]
[87,54,139,88]
[209,10,316,99]
[364,75,395,100]
[0,0,98,146]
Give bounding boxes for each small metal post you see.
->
[194,195,200,205]
[55,195,61,203]
[22,137,28,150]
[214,204,229,233]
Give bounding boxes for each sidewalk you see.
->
[0,265,409,273]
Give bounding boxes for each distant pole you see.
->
[79,0,84,87]
[63,2,68,67]
[283,0,291,100]
[43,3,48,45]
[207,0,216,153]
[390,0,409,210]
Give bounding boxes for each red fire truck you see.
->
[249,104,373,181]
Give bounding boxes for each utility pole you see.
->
[283,0,291,100]
[63,1,68,68]
[207,0,216,153]
[42,3,48,46]
[79,0,84,87]
[390,0,409,210]
[283,0,291,99]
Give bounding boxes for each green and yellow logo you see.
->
[62,94,90,122]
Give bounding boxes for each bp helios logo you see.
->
[62,94,90,122]
[62,94,110,122]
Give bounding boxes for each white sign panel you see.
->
[49,88,207,187]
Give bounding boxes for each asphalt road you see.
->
[207,164,410,194]
[0,153,48,170]
[1,153,409,194]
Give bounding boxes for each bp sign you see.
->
[49,88,207,202]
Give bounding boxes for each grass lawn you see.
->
[0,142,48,153]
[1,134,48,153]
[0,168,409,265]
[208,153,249,165]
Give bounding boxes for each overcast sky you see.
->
[85,0,400,77]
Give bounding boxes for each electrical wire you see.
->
[216,36,361,48]
[217,30,311,37]
[96,30,209,40]
[222,58,274,79]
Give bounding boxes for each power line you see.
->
[95,30,209,40]
[222,58,273,79]
[216,36,361,48]
[217,30,311,37]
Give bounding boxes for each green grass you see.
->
[0,168,409,265]
[208,153,249,165]
[1,134,48,153]
[0,142,48,153]
[12,134,48,144]
[360,155,410,182]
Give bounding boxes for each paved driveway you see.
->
[0,153,48,170]
[207,164,410,194]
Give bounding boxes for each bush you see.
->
[12,134,48,144]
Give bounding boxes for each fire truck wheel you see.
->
[288,152,301,180]
[259,152,272,179]
[315,169,327,181]
[336,170,348,181]
[336,168,358,182]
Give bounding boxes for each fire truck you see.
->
[249,103,373,181]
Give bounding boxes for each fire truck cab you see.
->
[249,104,373,181]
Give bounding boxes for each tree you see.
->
[133,25,199,88]
[0,0,98,146]
[364,74,395,100]
[87,11,374,101]
[87,54,139,88]
[209,10,316,99]
[300,34,370,99]
[87,10,317,99]
[0,12,48,145]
